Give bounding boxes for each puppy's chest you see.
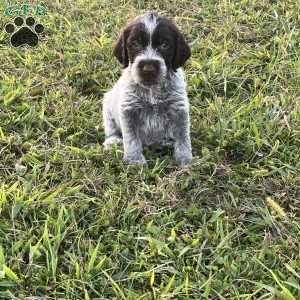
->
[125,85,184,144]
[141,104,168,129]
[138,103,175,144]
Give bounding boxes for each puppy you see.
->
[103,12,192,166]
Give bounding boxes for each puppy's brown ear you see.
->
[113,26,130,68]
[172,30,191,71]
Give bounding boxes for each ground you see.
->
[0,0,300,299]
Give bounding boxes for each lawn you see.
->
[0,0,300,299]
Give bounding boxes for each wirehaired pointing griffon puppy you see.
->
[103,12,192,166]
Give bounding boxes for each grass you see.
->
[0,0,300,299]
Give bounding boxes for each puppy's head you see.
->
[113,12,191,86]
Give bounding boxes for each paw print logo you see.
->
[4,16,44,47]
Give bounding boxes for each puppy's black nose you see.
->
[139,60,160,74]
[143,64,156,73]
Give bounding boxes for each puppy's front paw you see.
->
[175,154,192,167]
[103,136,123,150]
[123,154,147,166]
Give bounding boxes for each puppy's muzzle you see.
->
[138,59,161,84]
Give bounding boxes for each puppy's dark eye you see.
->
[159,41,169,50]
[131,40,142,49]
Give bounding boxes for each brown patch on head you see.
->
[152,16,191,70]
[113,15,150,67]
[113,21,134,67]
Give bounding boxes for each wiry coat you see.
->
[103,13,192,166]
